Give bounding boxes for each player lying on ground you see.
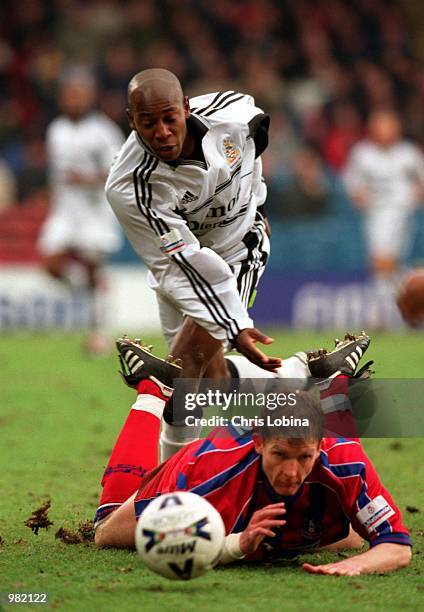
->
[94,335,411,575]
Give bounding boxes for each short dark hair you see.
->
[258,389,323,443]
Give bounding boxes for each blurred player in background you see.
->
[106,68,308,460]
[38,69,124,353]
[343,110,424,308]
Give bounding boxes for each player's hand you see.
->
[67,170,86,185]
[67,171,105,186]
[239,503,286,556]
[352,190,369,209]
[302,558,364,576]
[235,328,282,372]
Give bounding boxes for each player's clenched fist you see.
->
[239,502,286,555]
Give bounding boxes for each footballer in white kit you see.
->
[107,88,270,349]
[38,72,125,353]
[105,69,313,461]
[343,110,424,270]
[39,99,124,260]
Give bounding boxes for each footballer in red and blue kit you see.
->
[131,425,411,560]
[95,335,412,572]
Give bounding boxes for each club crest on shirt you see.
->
[222,136,241,166]
[301,517,322,540]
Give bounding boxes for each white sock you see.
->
[225,354,276,379]
[277,352,310,381]
[160,421,202,461]
[131,393,165,420]
[225,353,310,382]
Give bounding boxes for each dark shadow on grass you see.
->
[110,582,220,594]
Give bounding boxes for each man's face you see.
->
[128,90,190,162]
[59,82,95,120]
[368,112,401,148]
[254,437,321,496]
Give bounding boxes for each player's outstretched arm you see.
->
[235,328,282,372]
[302,543,411,576]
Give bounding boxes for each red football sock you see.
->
[97,379,167,514]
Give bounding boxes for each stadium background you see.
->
[1,0,424,332]
[1,3,423,609]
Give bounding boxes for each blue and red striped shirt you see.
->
[134,426,411,558]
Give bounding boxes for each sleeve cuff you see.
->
[219,533,246,565]
[228,320,254,349]
[369,533,412,547]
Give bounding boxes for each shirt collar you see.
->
[135,114,209,167]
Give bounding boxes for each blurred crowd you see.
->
[0,0,423,218]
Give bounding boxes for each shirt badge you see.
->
[159,229,186,255]
[223,137,241,166]
[301,516,323,540]
[356,495,395,533]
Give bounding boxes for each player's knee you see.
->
[203,352,229,378]
[180,350,208,377]
[42,255,65,279]
[94,524,108,548]
[170,319,224,378]
[399,545,412,567]
[372,256,397,275]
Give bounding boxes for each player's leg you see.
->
[371,254,397,277]
[94,369,176,546]
[38,211,109,350]
[70,252,112,354]
[41,251,73,280]
[41,245,107,352]
[169,316,228,379]
[365,210,408,327]
[159,317,228,460]
[38,210,79,282]
[155,292,231,458]
[74,205,122,348]
[307,332,372,438]
[94,491,138,549]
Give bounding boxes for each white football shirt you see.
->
[106,91,270,344]
[39,111,124,256]
[343,139,424,257]
[344,140,424,211]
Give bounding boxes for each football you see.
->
[135,491,226,580]
[397,269,424,326]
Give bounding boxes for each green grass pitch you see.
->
[0,330,423,611]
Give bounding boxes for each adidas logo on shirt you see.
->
[181,190,198,204]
